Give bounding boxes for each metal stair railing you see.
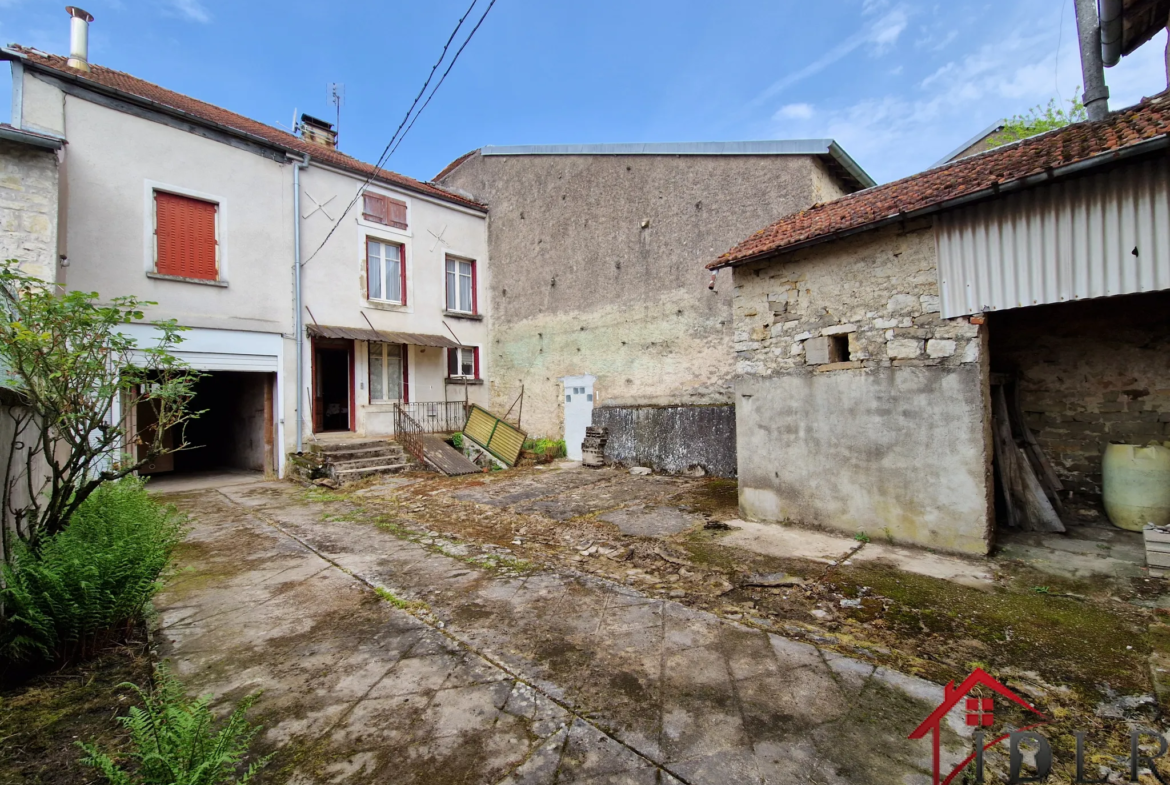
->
[393,403,427,467]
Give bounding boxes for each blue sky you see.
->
[1,0,1167,184]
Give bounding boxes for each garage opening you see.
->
[987,290,1170,531]
[138,371,275,478]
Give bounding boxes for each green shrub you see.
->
[451,432,464,449]
[79,665,271,785]
[522,438,567,460]
[0,477,185,664]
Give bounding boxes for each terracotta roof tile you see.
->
[709,93,1170,269]
[9,46,485,212]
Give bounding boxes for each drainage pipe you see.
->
[1075,0,1111,121]
[1099,0,1123,67]
[289,153,310,453]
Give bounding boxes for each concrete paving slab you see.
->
[154,482,968,784]
[598,505,705,537]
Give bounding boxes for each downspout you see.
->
[1075,0,1110,121]
[1099,0,1123,67]
[290,152,310,452]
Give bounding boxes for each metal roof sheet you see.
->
[306,324,457,348]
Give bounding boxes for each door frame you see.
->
[561,374,596,461]
[312,337,356,433]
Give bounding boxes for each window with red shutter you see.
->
[154,191,219,281]
[361,192,408,230]
[447,346,479,379]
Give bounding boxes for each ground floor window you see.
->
[369,342,405,402]
[447,346,479,380]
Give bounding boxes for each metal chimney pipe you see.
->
[1074,0,1110,121]
[65,6,94,72]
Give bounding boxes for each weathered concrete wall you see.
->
[736,366,991,554]
[989,290,1170,500]
[0,138,58,281]
[439,153,849,441]
[730,223,994,554]
[592,404,736,477]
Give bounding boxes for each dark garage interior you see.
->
[139,371,274,476]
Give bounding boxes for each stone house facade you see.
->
[0,125,63,282]
[713,95,1170,555]
[438,142,872,470]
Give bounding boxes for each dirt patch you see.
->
[0,623,152,785]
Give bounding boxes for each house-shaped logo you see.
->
[908,667,1047,785]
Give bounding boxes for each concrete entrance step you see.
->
[322,445,406,463]
[332,454,408,471]
[334,463,412,481]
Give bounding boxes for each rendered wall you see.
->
[440,153,848,441]
[592,404,736,477]
[730,223,994,554]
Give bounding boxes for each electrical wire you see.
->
[302,0,497,265]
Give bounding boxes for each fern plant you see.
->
[0,477,185,663]
[79,666,271,785]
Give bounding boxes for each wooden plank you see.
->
[993,386,1065,532]
[420,435,481,476]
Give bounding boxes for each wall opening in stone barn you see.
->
[987,290,1170,528]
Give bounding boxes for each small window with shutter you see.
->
[362,192,408,230]
[446,346,479,379]
[154,191,219,281]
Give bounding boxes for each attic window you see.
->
[362,193,408,230]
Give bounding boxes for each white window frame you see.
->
[445,256,476,313]
[448,346,478,380]
[142,179,228,282]
[366,237,405,305]
[368,342,404,403]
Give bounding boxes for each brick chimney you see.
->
[299,113,337,149]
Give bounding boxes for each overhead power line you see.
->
[303,0,498,265]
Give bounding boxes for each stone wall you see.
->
[592,404,736,477]
[989,291,1170,502]
[439,153,850,441]
[730,222,994,555]
[0,139,59,281]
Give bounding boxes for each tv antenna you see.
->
[328,83,344,136]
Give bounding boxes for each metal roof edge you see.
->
[0,124,65,150]
[479,139,838,157]
[824,140,876,190]
[930,121,1006,169]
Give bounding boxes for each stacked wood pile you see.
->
[991,373,1066,532]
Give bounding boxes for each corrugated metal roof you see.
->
[937,156,1170,317]
[306,324,457,348]
[478,139,875,190]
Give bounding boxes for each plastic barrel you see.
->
[1102,443,1170,531]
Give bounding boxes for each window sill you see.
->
[147,272,227,287]
[364,300,408,312]
[443,310,483,321]
[446,378,484,385]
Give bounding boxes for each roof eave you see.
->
[6,51,484,212]
[709,132,1170,271]
[0,125,65,150]
[824,141,876,190]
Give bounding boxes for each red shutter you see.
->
[473,346,480,379]
[399,244,408,306]
[362,193,387,224]
[401,345,410,403]
[447,348,458,378]
[155,191,218,280]
[388,198,408,230]
[470,260,478,314]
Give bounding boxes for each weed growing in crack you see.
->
[374,586,428,613]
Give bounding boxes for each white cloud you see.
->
[777,103,815,120]
[747,7,909,108]
[769,20,1169,183]
[862,0,889,14]
[167,0,211,23]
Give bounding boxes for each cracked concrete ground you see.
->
[154,482,975,785]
